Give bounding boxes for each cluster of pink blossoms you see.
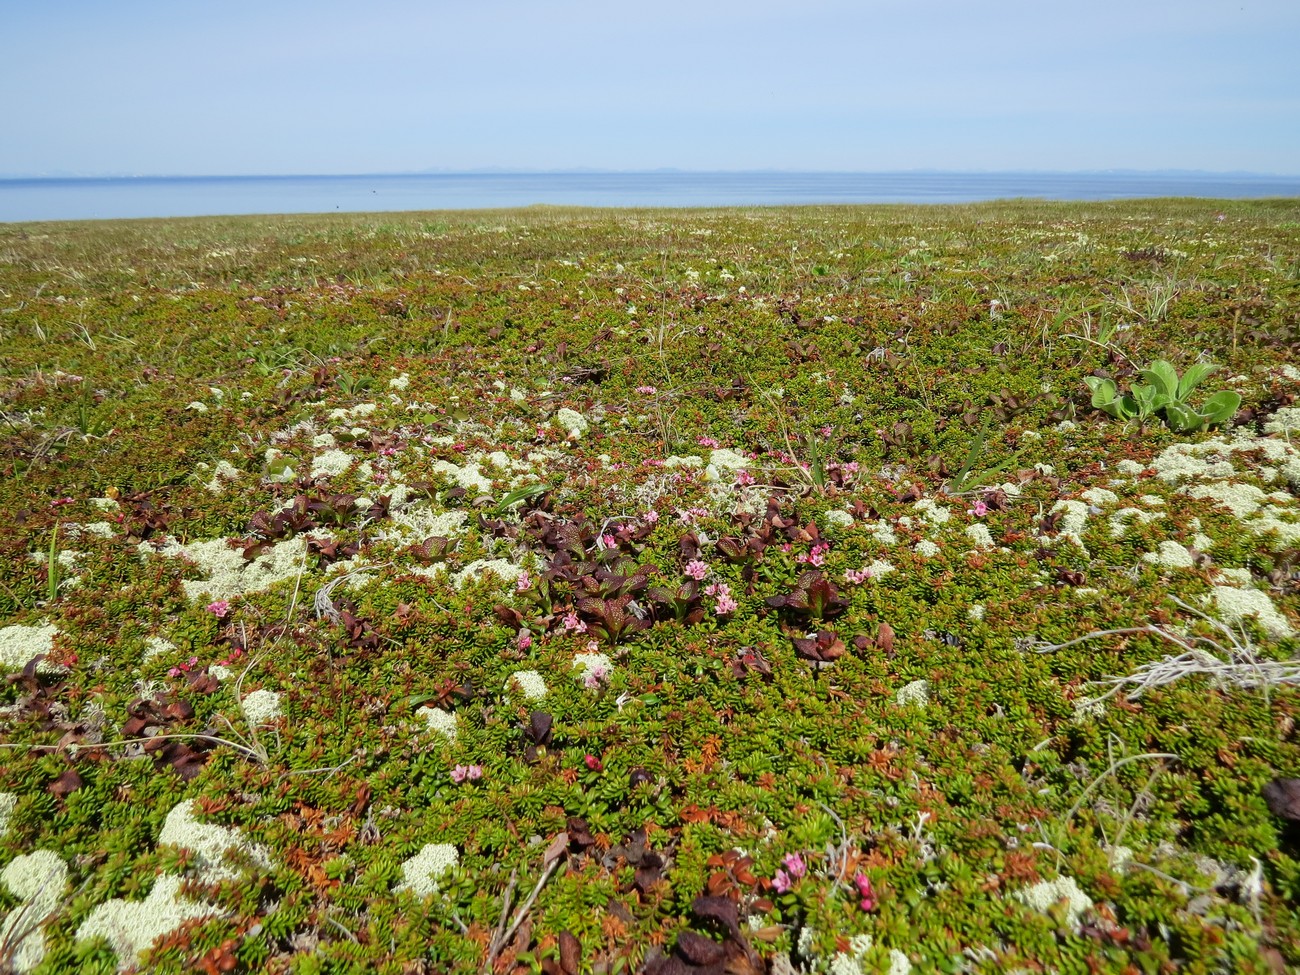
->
[562,611,587,634]
[168,656,200,678]
[683,559,710,581]
[697,436,721,448]
[450,764,483,784]
[704,582,737,615]
[854,873,877,911]
[206,600,231,618]
[772,852,807,893]
[796,542,830,567]
[843,567,874,585]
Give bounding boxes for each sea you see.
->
[2,171,1299,223]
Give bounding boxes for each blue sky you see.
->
[3,0,1298,176]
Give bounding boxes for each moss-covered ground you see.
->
[1,199,1299,974]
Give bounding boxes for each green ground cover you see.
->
[1,199,1299,974]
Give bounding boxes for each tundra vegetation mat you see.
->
[1,199,1300,974]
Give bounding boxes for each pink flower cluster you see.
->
[451,764,483,784]
[584,665,610,690]
[704,581,737,615]
[796,542,830,567]
[584,753,603,771]
[562,611,587,634]
[843,567,874,584]
[854,873,877,911]
[969,499,989,517]
[168,656,200,678]
[207,600,231,618]
[772,852,807,893]
[697,436,721,448]
[516,630,533,651]
[643,509,660,525]
[735,469,756,486]
[516,570,533,592]
[635,385,658,395]
[684,559,710,581]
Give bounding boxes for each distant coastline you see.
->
[4,170,1300,223]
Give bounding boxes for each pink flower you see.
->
[602,533,617,548]
[705,582,737,615]
[562,611,587,634]
[584,754,603,771]
[643,509,660,525]
[168,667,182,677]
[467,764,483,781]
[782,853,807,878]
[516,571,533,591]
[844,567,874,584]
[684,560,709,581]
[854,873,877,911]
[736,469,756,486]
[207,600,231,618]
[584,666,609,690]
[635,385,658,395]
[971,500,988,517]
[772,869,792,894]
[516,630,533,651]
[697,436,721,448]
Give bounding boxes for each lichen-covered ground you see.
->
[1,200,1299,974]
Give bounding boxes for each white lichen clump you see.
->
[0,622,63,675]
[965,524,995,549]
[1211,585,1295,639]
[914,540,940,559]
[158,799,273,883]
[310,448,356,479]
[1014,874,1093,931]
[76,874,216,972]
[508,670,548,700]
[452,559,522,589]
[0,792,16,835]
[896,679,931,708]
[824,509,855,530]
[418,706,459,741]
[238,689,282,725]
[395,843,459,896]
[1,849,69,973]
[145,535,307,604]
[554,407,589,438]
[573,650,613,686]
[1143,541,1196,570]
[202,460,242,493]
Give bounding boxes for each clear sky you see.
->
[3,0,1298,177]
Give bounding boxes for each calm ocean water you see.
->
[3,171,1299,223]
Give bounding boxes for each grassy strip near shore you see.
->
[1,199,1299,974]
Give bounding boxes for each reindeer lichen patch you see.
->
[395,844,459,897]
[158,800,273,883]
[0,850,68,973]
[1211,585,1295,639]
[75,875,215,972]
[0,622,63,674]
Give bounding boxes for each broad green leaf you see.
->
[1119,394,1138,419]
[1163,401,1204,433]
[1085,377,1118,408]
[1199,390,1241,425]
[1139,360,1179,399]
[1177,362,1219,399]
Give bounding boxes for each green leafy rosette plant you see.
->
[1084,359,1240,433]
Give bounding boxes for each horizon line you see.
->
[5,167,1300,181]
